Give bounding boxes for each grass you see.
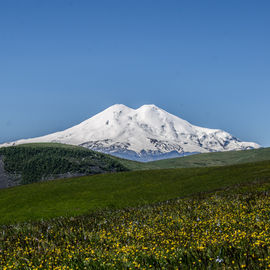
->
[1,144,270,269]
[146,147,270,169]
[0,160,270,225]
[1,180,270,269]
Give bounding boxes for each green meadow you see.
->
[1,177,270,269]
[0,160,270,224]
[1,144,270,269]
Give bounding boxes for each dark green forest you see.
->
[0,143,128,185]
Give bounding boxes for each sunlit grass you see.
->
[0,160,270,224]
[1,181,270,269]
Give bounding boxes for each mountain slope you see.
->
[0,104,260,161]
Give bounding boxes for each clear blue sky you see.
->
[0,0,269,146]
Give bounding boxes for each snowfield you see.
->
[0,104,260,161]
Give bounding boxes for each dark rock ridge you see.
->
[80,140,198,162]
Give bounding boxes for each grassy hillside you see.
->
[113,147,270,171]
[0,160,270,224]
[1,180,270,269]
[110,155,151,170]
[1,144,269,185]
[146,147,270,169]
[0,143,128,185]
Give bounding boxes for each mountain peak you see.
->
[0,104,260,161]
[105,104,132,111]
[107,104,162,111]
[137,104,160,110]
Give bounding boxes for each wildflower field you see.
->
[1,180,270,269]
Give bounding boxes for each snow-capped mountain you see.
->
[0,104,260,161]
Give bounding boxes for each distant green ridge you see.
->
[144,147,270,170]
[0,143,128,186]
